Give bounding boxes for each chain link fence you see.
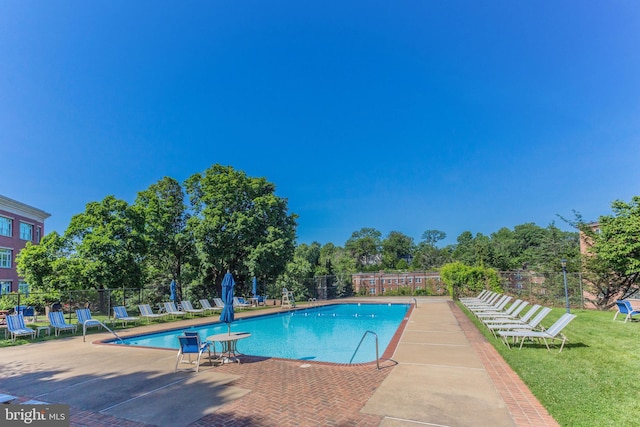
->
[0,270,595,322]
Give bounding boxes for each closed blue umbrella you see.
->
[220,272,235,334]
[252,277,257,298]
[170,280,176,302]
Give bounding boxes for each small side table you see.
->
[36,326,51,337]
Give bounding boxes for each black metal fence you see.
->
[0,271,595,321]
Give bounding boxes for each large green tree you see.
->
[578,196,640,309]
[381,231,414,269]
[63,195,147,290]
[134,177,194,300]
[16,232,67,291]
[184,164,297,296]
[412,229,452,270]
[345,227,382,270]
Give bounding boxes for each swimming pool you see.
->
[113,303,410,364]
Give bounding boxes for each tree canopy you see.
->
[577,196,640,308]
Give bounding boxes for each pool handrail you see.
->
[349,330,380,370]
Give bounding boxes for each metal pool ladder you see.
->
[350,330,380,369]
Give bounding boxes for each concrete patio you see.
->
[0,297,559,426]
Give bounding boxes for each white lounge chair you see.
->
[483,304,541,326]
[213,298,226,309]
[181,300,205,317]
[113,306,139,327]
[469,295,512,314]
[476,300,528,321]
[485,306,552,338]
[497,313,577,352]
[199,299,222,314]
[138,304,166,323]
[163,302,187,319]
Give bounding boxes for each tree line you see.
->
[15,164,640,310]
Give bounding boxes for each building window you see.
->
[416,278,422,283]
[36,227,42,243]
[369,287,376,295]
[0,249,11,268]
[20,222,34,241]
[0,217,12,237]
[18,281,29,294]
[0,281,10,295]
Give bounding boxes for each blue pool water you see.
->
[114,303,409,364]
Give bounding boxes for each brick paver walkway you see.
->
[2,301,561,427]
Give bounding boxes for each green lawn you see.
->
[461,303,640,427]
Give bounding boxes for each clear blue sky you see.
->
[2,1,639,247]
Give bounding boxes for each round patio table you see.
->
[206,332,251,364]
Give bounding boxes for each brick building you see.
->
[0,195,51,293]
[352,271,444,295]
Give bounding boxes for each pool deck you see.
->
[0,297,560,426]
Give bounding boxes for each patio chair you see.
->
[613,300,640,323]
[213,298,226,309]
[475,299,524,320]
[75,308,104,341]
[469,295,512,314]
[163,302,187,319]
[233,297,251,309]
[498,313,577,352]
[175,334,212,373]
[463,292,501,309]
[113,306,140,327]
[486,306,552,338]
[6,313,36,342]
[464,293,504,311]
[48,311,77,336]
[14,305,37,322]
[482,304,541,326]
[460,290,492,304]
[138,304,166,323]
[199,299,222,314]
[180,300,205,317]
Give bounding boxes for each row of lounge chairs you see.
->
[461,290,577,353]
[5,296,264,342]
[5,308,100,342]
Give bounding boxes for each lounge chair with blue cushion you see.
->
[14,305,37,322]
[6,314,36,342]
[138,304,166,323]
[113,306,140,327]
[233,297,251,310]
[613,300,640,323]
[199,299,222,314]
[498,313,577,352]
[175,334,212,372]
[76,308,104,341]
[48,311,77,336]
[180,300,205,317]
